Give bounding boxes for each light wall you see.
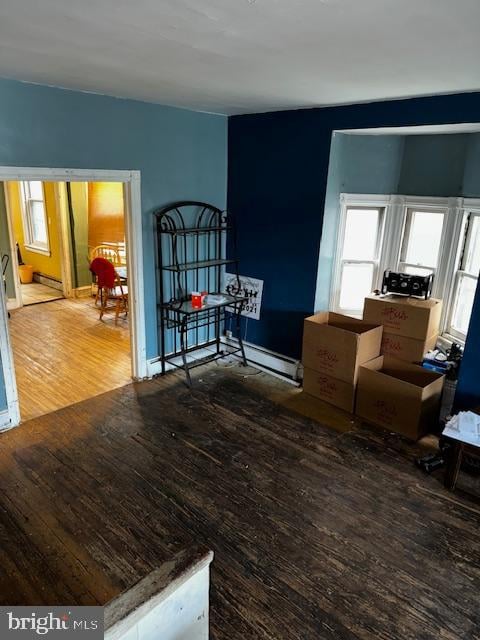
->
[315,133,404,311]
[0,77,227,413]
[7,181,62,281]
[398,134,469,196]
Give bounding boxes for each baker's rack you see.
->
[154,201,247,386]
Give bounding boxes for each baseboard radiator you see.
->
[33,272,63,291]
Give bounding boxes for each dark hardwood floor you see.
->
[0,364,479,639]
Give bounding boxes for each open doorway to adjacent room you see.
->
[0,168,145,426]
[3,180,66,306]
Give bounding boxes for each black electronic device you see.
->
[381,270,433,299]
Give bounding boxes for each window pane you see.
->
[339,263,374,312]
[30,201,48,244]
[451,275,477,336]
[28,181,43,200]
[404,210,444,268]
[342,208,380,260]
[465,216,480,276]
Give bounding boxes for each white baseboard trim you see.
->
[221,337,301,384]
[33,273,64,291]
[0,409,13,431]
[73,285,93,298]
[146,358,164,377]
[147,339,301,385]
[146,345,228,378]
[6,298,19,310]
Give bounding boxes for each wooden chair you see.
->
[89,244,122,265]
[88,245,124,301]
[89,257,128,325]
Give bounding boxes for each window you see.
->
[399,209,445,277]
[20,181,50,254]
[334,206,384,314]
[331,195,480,343]
[447,212,480,339]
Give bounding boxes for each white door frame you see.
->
[2,183,23,309]
[0,167,147,431]
[54,182,74,299]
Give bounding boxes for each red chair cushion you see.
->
[89,257,116,289]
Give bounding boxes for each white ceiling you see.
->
[1,0,480,115]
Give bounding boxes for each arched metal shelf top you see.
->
[154,201,228,235]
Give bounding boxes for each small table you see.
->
[443,431,480,490]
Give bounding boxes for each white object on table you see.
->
[443,411,480,446]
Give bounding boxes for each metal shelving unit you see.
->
[154,201,247,386]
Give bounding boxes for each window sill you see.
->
[438,333,465,352]
[24,244,50,257]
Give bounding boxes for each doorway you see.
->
[0,167,146,429]
[4,180,67,307]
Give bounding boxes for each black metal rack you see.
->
[154,201,247,386]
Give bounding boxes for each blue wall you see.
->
[456,290,480,410]
[228,109,331,358]
[2,78,480,413]
[0,78,227,412]
[228,92,480,408]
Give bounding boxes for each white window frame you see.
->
[444,204,480,342]
[331,194,476,344]
[330,194,388,316]
[20,180,50,255]
[398,206,448,278]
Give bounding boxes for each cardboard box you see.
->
[363,295,442,340]
[303,368,356,413]
[381,332,438,364]
[302,312,383,384]
[356,356,445,440]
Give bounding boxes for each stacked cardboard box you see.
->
[302,312,383,412]
[363,294,442,363]
[356,356,445,440]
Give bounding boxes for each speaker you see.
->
[381,270,433,299]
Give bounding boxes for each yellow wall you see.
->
[88,182,125,248]
[7,181,62,281]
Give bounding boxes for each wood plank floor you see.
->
[20,282,63,305]
[9,296,131,421]
[0,364,479,639]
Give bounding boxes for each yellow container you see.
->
[19,264,34,284]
